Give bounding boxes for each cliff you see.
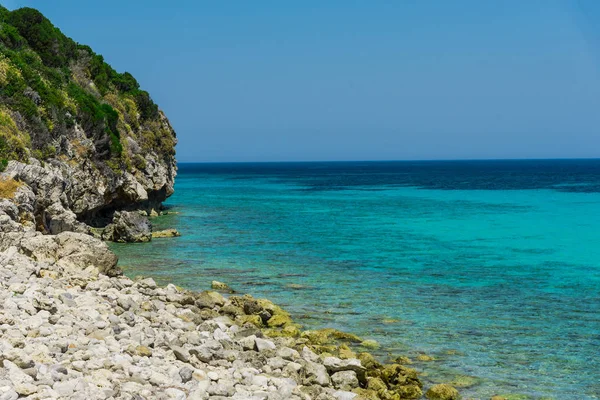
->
[0,6,176,240]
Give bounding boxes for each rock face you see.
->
[3,154,174,242]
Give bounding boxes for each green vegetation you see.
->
[0,5,174,169]
[0,107,29,165]
[6,7,76,68]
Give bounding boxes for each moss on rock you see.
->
[237,314,263,328]
[266,313,293,328]
[425,384,460,400]
[338,344,357,359]
[366,377,387,392]
[449,375,480,388]
[416,354,435,362]
[361,339,380,349]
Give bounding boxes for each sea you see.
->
[111,159,600,399]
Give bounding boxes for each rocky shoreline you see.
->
[0,191,466,400]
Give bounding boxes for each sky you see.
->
[4,0,600,162]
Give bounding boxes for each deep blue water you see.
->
[112,159,600,399]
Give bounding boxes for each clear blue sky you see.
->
[5,0,600,161]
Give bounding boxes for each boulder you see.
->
[0,199,19,221]
[8,230,119,275]
[303,361,331,386]
[366,377,387,392]
[266,314,293,328]
[110,211,152,243]
[54,231,119,274]
[301,329,362,346]
[331,371,359,390]
[323,357,365,374]
[195,291,225,309]
[255,337,276,352]
[211,280,231,291]
[426,384,460,400]
[43,202,89,235]
[333,391,358,400]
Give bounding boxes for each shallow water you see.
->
[111,160,600,399]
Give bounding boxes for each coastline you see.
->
[0,160,545,400]
[0,235,454,400]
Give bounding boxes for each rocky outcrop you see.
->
[0,203,118,276]
[3,154,174,241]
[103,211,152,243]
[0,7,177,242]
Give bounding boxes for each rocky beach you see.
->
[0,180,460,400]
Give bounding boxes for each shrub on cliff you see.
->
[0,109,29,162]
[0,176,21,198]
[0,5,174,170]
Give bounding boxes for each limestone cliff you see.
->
[0,6,176,239]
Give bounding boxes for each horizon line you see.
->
[176,156,600,164]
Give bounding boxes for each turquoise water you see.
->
[111,160,600,399]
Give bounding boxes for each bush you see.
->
[31,144,56,160]
[131,90,158,120]
[133,154,146,170]
[0,111,30,162]
[109,131,122,154]
[113,72,139,92]
[0,177,21,198]
[66,84,122,155]
[66,83,104,122]
[0,23,26,49]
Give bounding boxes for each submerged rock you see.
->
[394,355,413,364]
[152,228,181,238]
[416,353,435,362]
[450,374,480,388]
[211,280,233,292]
[426,383,460,400]
[360,339,380,349]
